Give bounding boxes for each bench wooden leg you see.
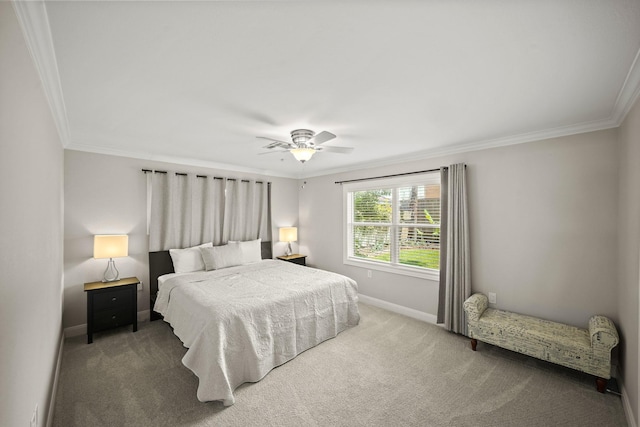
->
[470,338,477,351]
[596,378,607,393]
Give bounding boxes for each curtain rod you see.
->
[142,169,270,184]
[334,167,446,185]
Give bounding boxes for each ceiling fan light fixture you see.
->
[258,128,347,163]
[290,147,316,163]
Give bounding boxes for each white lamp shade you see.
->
[279,227,298,243]
[94,235,129,259]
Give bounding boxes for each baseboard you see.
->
[63,310,151,338]
[46,331,64,427]
[63,323,85,338]
[621,381,637,427]
[358,294,439,325]
[137,309,150,323]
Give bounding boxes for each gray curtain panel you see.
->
[437,167,449,324]
[148,173,270,251]
[437,163,471,335]
[222,179,271,243]
[209,178,226,246]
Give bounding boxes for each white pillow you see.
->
[229,239,262,264]
[169,242,212,273]
[200,244,244,271]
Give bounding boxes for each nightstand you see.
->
[84,277,139,344]
[277,254,307,266]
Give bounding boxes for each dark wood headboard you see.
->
[149,241,273,320]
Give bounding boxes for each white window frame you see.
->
[343,173,441,281]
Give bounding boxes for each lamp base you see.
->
[285,242,292,256]
[102,258,120,282]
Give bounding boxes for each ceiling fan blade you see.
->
[258,150,289,155]
[263,142,291,150]
[317,146,354,154]
[256,136,295,148]
[309,131,336,146]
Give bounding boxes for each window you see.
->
[343,173,441,280]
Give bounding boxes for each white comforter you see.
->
[154,259,360,405]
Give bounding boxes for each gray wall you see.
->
[618,97,640,426]
[300,129,620,328]
[0,4,65,426]
[63,150,300,329]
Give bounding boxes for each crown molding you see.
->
[65,142,300,179]
[12,0,70,147]
[67,113,621,181]
[299,116,620,179]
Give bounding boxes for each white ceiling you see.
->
[15,1,640,178]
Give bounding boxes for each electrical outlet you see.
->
[488,292,497,304]
[30,404,37,427]
[367,270,372,278]
[137,281,143,291]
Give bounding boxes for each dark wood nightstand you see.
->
[84,277,139,344]
[277,254,307,266]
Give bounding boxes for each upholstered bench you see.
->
[463,293,619,392]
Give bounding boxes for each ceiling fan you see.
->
[257,129,354,163]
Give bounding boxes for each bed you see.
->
[149,241,360,406]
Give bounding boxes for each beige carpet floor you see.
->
[53,303,627,426]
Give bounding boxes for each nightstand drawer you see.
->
[93,308,133,332]
[287,257,305,265]
[93,288,132,312]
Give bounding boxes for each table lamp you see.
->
[94,235,128,282]
[279,227,297,256]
